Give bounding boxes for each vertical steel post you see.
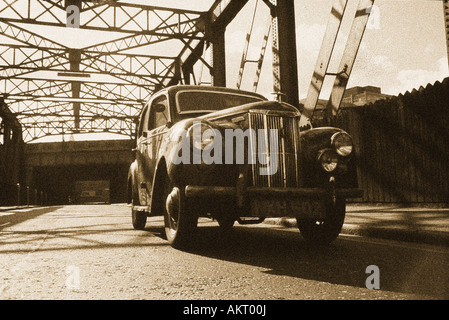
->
[66,0,82,131]
[69,49,81,131]
[270,0,299,107]
[210,29,227,87]
[444,0,449,68]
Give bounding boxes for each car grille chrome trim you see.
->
[248,110,299,188]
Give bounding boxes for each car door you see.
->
[141,93,170,206]
[134,103,150,205]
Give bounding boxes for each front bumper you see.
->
[185,185,363,199]
[185,185,363,218]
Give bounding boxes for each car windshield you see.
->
[176,90,264,115]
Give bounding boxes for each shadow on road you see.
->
[1,206,447,299]
[177,223,449,299]
[0,206,63,230]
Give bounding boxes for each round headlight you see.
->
[318,149,339,173]
[331,132,353,157]
[187,121,216,150]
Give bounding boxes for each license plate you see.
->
[250,198,325,219]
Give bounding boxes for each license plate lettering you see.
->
[251,198,325,218]
[290,200,325,218]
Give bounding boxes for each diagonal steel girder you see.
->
[2,78,152,101]
[0,17,178,140]
[0,44,179,88]
[0,33,173,90]
[0,0,206,85]
[165,0,249,87]
[0,0,205,36]
[0,30,141,140]
[15,101,140,121]
[0,0,207,87]
[0,0,256,141]
[0,45,179,78]
[19,115,135,142]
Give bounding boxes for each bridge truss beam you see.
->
[0,0,301,142]
[0,0,204,36]
[0,0,208,141]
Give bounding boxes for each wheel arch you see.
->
[127,161,139,205]
[149,157,168,217]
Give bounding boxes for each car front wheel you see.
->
[163,179,198,249]
[296,198,346,245]
[131,180,147,230]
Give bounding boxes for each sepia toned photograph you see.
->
[0,0,448,306]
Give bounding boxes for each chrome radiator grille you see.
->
[248,111,300,188]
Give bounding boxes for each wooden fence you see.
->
[314,78,449,204]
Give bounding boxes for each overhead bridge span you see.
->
[24,140,134,205]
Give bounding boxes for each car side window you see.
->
[147,95,169,131]
[137,104,149,138]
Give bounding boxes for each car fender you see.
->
[148,157,168,217]
[127,160,139,204]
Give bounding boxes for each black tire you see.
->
[131,180,147,230]
[163,178,197,249]
[296,198,346,245]
[216,216,235,232]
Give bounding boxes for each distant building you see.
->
[341,86,392,107]
[300,85,392,111]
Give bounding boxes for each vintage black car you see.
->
[128,85,362,248]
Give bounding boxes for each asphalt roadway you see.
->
[2,203,449,247]
[0,203,448,301]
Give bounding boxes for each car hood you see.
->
[196,100,300,122]
[168,100,300,136]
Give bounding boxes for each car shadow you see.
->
[161,221,449,299]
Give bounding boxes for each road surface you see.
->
[1,204,448,300]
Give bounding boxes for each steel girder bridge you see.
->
[0,0,301,143]
[1,0,448,143]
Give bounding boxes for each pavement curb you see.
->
[341,224,449,246]
[0,206,38,212]
[263,218,449,247]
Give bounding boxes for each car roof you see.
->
[164,85,268,100]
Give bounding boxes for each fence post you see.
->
[16,183,20,206]
[26,186,30,207]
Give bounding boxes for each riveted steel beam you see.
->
[444,0,449,67]
[325,0,374,125]
[0,0,258,141]
[0,0,204,36]
[269,0,299,107]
